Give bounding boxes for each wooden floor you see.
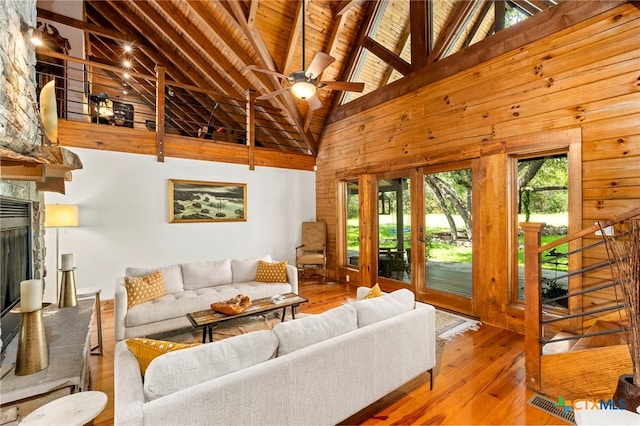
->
[88,280,566,425]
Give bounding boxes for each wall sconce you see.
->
[20,18,44,46]
[30,24,45,46]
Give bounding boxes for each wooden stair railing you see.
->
[521,206,640,399]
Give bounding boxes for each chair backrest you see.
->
[301,221,326,251]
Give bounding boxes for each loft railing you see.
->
[521,206,640,391]
[33,51,308,155]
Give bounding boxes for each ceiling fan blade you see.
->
[306,52,335,79]
[319,81,365,93]
[245,65,290,80]
[256,87,291,101]
[306,95,323,111]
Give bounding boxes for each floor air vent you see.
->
[528,393,575,424]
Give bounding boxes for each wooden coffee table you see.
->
[187,293,308,343]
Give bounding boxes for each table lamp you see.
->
[44,204,78,302]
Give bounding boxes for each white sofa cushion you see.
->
[273,304,357,355]
[182,259,232,290]
[126,264,184,294]
[231,255,271,283]
[351,288,415,327]
[143,330,279,401]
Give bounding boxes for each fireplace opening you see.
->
[1,198,33,353]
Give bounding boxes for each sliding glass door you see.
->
[419,166,474,313]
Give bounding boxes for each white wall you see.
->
[43,148,316,301]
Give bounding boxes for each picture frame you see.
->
[169,179,246,223]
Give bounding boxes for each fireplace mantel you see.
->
[0,146,82,194]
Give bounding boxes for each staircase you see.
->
[521,207,640,400]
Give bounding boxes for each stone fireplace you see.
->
[1,0,46,349]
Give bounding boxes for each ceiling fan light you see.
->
[290,81,316,100]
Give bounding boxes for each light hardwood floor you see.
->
[88,280,565,425]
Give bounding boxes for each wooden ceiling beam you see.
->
[463,2,494,48]
[124,1,277,145]
[246,0,260,30]
[88,1,254,143]
[187,1,306,152]
[410,0,429,69]
[327,0,380,116]
[85,6,218,138]
[427,0,480,63]
[37,7,149,48]
[494,0,506,32]
[87,1,189,83]
[184,1,306,151]
[226,0,315,154]
[86,2,208,135]
[511,0,540,16]
[134,1,243,96]
[282,0,303,74]
[334,0,360,17]
[362,37,412,76]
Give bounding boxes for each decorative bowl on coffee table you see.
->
[210,294,251,315]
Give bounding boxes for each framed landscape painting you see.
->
[169,179,246,223]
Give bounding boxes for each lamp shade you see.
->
[45,204,78,227]
[290,81,317,100]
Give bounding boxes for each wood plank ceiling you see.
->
[39,0,560,155]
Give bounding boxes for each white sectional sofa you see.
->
[114,255,298,341]
[114,287,436,426]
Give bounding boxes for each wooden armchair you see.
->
[296,221,327,279]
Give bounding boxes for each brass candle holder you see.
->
[58,268,78,308]
[12,303,51,376]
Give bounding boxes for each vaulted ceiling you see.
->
[39,0,561,155]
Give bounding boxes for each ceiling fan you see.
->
[247,1,364,110]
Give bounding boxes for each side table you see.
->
[19,391,107,426]
[76,288,103,356]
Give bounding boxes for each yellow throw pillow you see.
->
[125,338,200,376]
[255,260,288,283]
[125,270,167,308]
[364,283,383,299]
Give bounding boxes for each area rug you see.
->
[434,309,481,341]
[151,308,480,344]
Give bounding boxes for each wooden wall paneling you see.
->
[58,118,315,171]
[475,151,510,328]
[583,158,640,189]
[58,120,157,155]
[163,135,248,164]
[358,174,375,286]
[582,133,640,163]
[253,150,316,171]
[582,93,640,125]
[317,4,640,332]
[327,1,628,125]
[410,167,425,297]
